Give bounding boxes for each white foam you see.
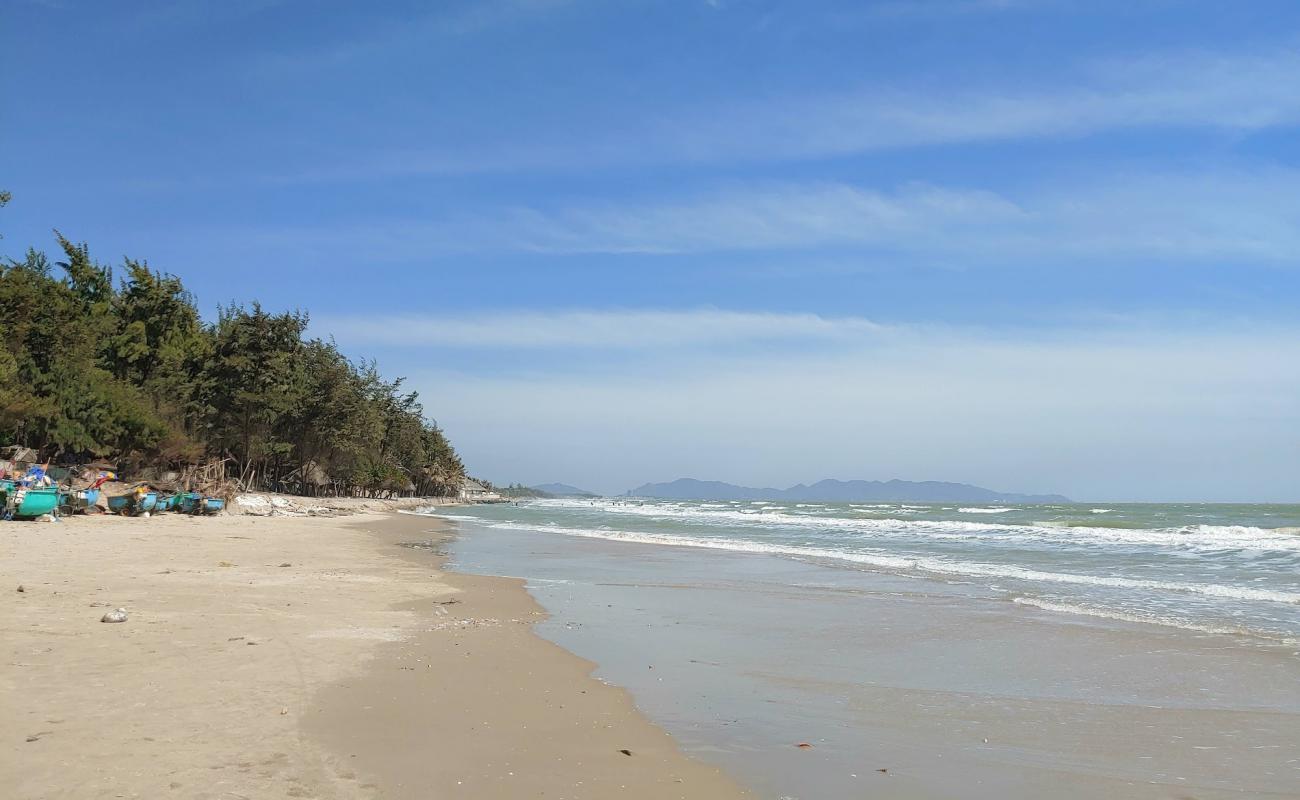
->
[1011,597,1297,644]
[959,507,1014,514]
[422,512,489,522]
[527,499,1300,554]
[460,518,1300,606]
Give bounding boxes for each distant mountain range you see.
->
[532,483,600,498]
[628,478,1069,504]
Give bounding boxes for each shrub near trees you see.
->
[0,218,464,497]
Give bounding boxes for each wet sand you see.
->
[0,511,746,799]
[449,518,1300,800]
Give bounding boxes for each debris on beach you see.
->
[795,742,814,749]
[233,493,348,517]
[100,608,128,623]
[429,617,503,631]
[619,749,633,756]
[16,585,24,593]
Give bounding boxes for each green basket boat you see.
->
[176,491,201,513]
[8,486,60,520]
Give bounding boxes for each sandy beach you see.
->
[0,510,747,799]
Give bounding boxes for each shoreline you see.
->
[446,505,1300,799]
[1,510,747,799]
[306,512,747,799]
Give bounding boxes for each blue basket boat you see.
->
[106,487,159,516]
[200,497,225,514]
[59,487,101,514]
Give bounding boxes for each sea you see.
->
[419,498,1300,798]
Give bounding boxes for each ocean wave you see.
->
[1031,519,1149,530]
[447,517,1300,606]
[408,505,460,517]
[525,499,1300,554]
[1011,597,1297,644]
[958,507,1013,514]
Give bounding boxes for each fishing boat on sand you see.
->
[59,487,102,514]
[107,486,159,516]
[7,486,60,520]
[3,464,62,519]
[177,491,225,515]
[201,497,225,514]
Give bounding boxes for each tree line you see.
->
[0,216,465,497]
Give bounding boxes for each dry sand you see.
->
[0,510,747,799]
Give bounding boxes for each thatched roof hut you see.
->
[301,461,332,488]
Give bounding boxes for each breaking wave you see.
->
[519,500,1300,554]
[434,516,1300,607]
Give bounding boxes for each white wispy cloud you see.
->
[239,167,1300,262]
[314,309,889,349]
[267,44,1300,182]
[504,182,1026,254]
[656,47,1300,163]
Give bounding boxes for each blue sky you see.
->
[4,0,1299,500]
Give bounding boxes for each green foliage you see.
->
[0,233,465,496]
[498,483,550,499]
